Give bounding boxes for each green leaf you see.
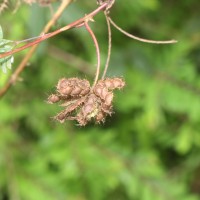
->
[175,126,193,154]
[0,26,15,73]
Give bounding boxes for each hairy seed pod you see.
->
[93,85,102,96]
[82,104,94,116]
[48,77,124,125]
[101,87,109,99]
[70,86,82,96]
[57,78,90,97]
[93,85,109,100]
[78,79,90,88]
[61,86,73,95]
[57,78,68,89]
[69,78,79,85]
[96,111,105,123]
[80,87,90,96]
[47,94,60,104]
[112,78,125,89]
[101,103,112,115]
[103,79,113,88]
[57,78,72,95]
[86,94,98,104]
[105,92,113,106]
[104,78,125,90]
[55,112,66,123]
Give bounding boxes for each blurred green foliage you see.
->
[1,0,200,199]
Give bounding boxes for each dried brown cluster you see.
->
[47,77,125,126]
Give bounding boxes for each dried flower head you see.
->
[47,77,125,126]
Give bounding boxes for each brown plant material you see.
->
[0,0,8,13]
[47,77,125,126]
[23,0,57,6]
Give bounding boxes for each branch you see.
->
[0,2,108,59]
[0,1,108,98]
[109,17,177,44]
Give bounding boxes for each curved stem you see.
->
[102,12,112,79]
[84,21,101,87]
[109,17,177,44]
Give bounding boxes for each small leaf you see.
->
[1,56,14,73]
[0,25,15,73]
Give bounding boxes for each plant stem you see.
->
[0,2,108,59]
[109,17,177,44]
[84,21,101,87]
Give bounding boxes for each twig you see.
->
[0,2,108,59]
[84,20,101,87]
[0,0,8,14]
[109,17,177,44]
[0,1,108,98]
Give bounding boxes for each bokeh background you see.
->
[1,0,200,199]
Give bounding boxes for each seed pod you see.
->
[47,94,60,104]
[101,103,112,115]
[78,80,90,96]
[78,79,90,89]
[82,103,94,117]
[104,78,125,90]
[112,78,125,89]
[71,86,82,96]
[105,92,113,106]
[61,86,73,96]
[57,78,73,96]
[57,78,90,97]
[80,87,90,96]
[96,111,105,123]
[86,94,98,104]
[55,111,66,123]
[93,85,103,96]
[93,85,109,100]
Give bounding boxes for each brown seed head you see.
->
[47,94,60,104]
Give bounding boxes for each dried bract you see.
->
[47,77,125,126]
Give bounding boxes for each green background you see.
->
[1,0,200,199]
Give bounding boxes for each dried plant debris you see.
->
[0,0,8,13]
[23,0,59,6]
[0,0,57,13]
[47,77,125,126]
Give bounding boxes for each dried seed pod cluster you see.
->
[47,77,125,126]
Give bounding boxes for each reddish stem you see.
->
[0,2,108,59]
[84,21,101,87]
